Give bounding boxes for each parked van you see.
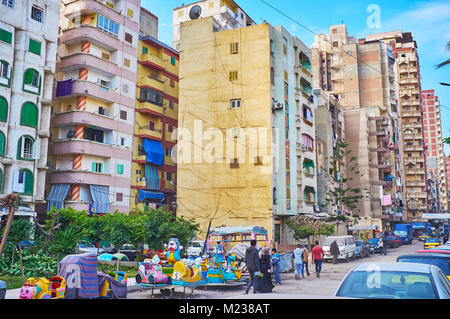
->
[323,236,356,263]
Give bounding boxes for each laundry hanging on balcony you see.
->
[381,195,392,206]
[55,79,73,97]
[145,164,160,190]
[47,184,70,212]
[89,185,110,214]
[144,138,164,165]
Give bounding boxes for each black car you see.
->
[367,238,381,254]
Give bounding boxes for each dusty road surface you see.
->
[127,239,423,299]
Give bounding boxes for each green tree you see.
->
[8,219,33,282]
[47,225,82,260]
[435,41,450,69]
[287,215,335,247]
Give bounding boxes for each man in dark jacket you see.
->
[330,240,340,264]
[381,235,388,255]
[244,239,260,294]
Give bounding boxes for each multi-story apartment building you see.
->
[0,0,59,220]
[312,25,404,231]
[172,0,255,50]
[175,12,315,244]
[313,89,345,220]
[130,9,179,213]
[421,89,447,212]
[48,0,141,214]
[364,31,428,222]
[446,157,450,204]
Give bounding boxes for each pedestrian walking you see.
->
[259,248,274,293]
[244,239,261,295]
[311,241,324,278]
[330,240,340,264]
[377,237,384,255]
[292,244,303,280]
[271,248,282,285]
[301,245,310,278]
[382,235,388,255]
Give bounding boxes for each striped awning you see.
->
[47,184,70,212]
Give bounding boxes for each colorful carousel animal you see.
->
[19,276,66,299]
[172,257,205,286]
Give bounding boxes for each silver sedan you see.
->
[334,262,450,299]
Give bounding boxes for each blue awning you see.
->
[144,138,164,165]
[47,184,70,212]
[138,190,165,201]
[89,185,110,213]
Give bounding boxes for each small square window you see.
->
[166,148,172,157]
[170,79,175,87]
[142,46,148,54]
[169,101,174,109]
[31,6,43,23]
[120,137,126,146]
[170,56,176,65]
[127,8,134,18]
[230,158,239,169]
[123,58,130,67]
[125,32,132,43]
[167,172,172,181]
[117,163,124,174]
[168,124,173,132]
[116,192,123,202]
[230,99,241,109]
[230,42,239,54]
[120,110,127,120]
[229,71,238,81]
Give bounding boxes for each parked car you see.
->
[397,253,450,280]
[391,235,402,247]
[187,240,204,257]
[334,262,450,299]
[386,236,400,248]
[76,241,104,255]
[98,241,117,254]
[418,234,430,242]
[323,235,356,262]
[354,240,370,258]
[118,244,138,261]
[367,238,381,254]
[424,238,441,250]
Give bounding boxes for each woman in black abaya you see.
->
[258,247,274,293]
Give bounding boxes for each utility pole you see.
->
[0,193,20,259]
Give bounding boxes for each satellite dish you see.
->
[189,5,202,20]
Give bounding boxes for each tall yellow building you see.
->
[130,27,179,212]
[176,16,315,244]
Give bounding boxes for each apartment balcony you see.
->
[57,52,119,77]
[402,122,422,129]
[369,130,388,137]
[369,147,388,153]
[63,0,124,22]
[370,161,388,169]
[54,79,117,104]
[52,110,133,135]
[294,64,312,77]
[134,126,163,140]
[406,180,426,187]
[402,111,421,117]
[403,144,423,152]
[406,192,427,200]
[136,100,164,117]
[403,133,423,140]
[330,58,343,67]
[60,25,120,52]
[49,139,130,159]
[219,5,238,24]
[405,168,425,175]
[50,170,115,187]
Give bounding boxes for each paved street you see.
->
[127,239,423,299]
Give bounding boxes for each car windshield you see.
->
[368,239,379,244]
[398,257,450,276]
[336,271,437,299]
[394,231,407,237]
[426,238,439,243]
[325,238,345,246]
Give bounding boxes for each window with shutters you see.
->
[142,46,148,55]
[230,42,239,54]
[124,58,130,68]
[17,135,34,160]
[92,162,103,173]
[229,71,238,81]
[0,96,8,122]
[31,6,43,23]
[127,8,134,18]
[125,32,132,43]
[20,102,38,127]
[149,121,155,131]
[0,29,12,44]
[171,56,176,65]
[0,131,5,156]
[16,169,33,195]
[230,99,241,109]
[165,148,172,157]
[29,39,41,55]
[117,163,124,174]
[23,68,41,94]
[0,60,11,87]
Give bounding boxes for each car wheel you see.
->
[148,276,155,284]
[345,254,349,263]
[135,273,142,284]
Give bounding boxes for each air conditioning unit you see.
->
[272,102,283,110]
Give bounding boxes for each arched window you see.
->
[302,104,313,123]
[303,158,315,176]
[17,135,34,160]
[0,131,5,156]
[304,186,315,203]
[20,102,38,128]
[15,169,34,195]
[23,68,41,94]
[0,96,7,122]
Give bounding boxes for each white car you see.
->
[187,240,204,257]
[76,241,104,255]
[323,235,356,262]
[335,262,450,299]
